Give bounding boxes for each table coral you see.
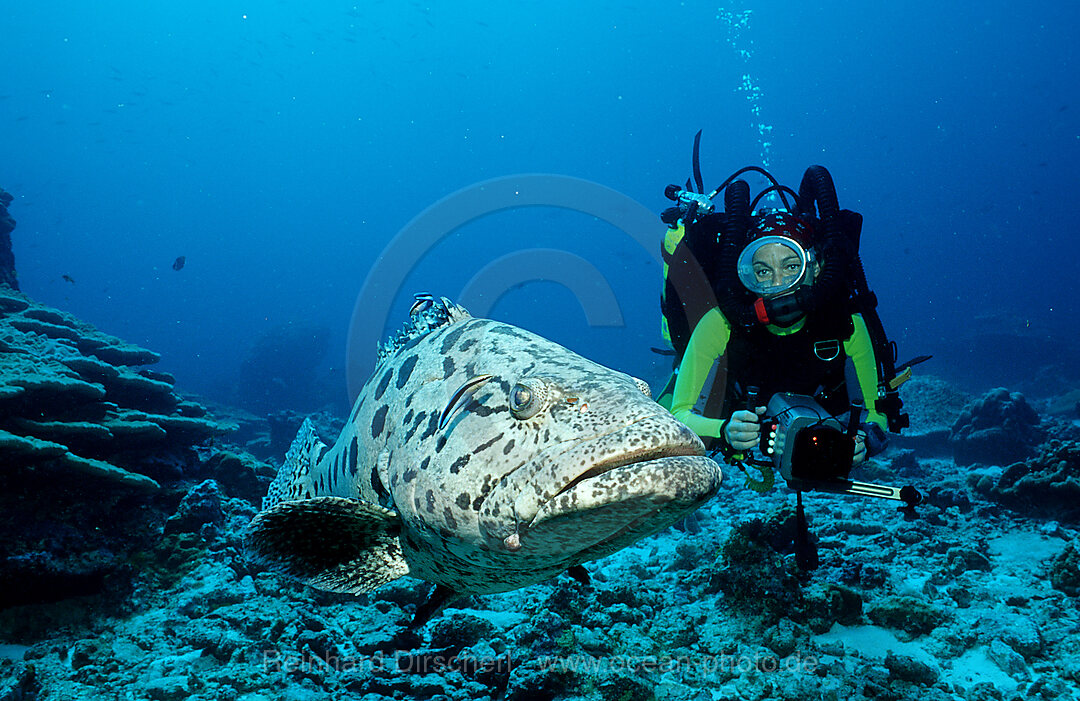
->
[0,286,232,490]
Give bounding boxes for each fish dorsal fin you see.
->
[376,296,470,367]
[245,496,410,594]
[263,417,327,510]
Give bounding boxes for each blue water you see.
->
[2,1,1078,412]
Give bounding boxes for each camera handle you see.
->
[794,491,819,570]
[787,477,923,514]
[745,385,760,412]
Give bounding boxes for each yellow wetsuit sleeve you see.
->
[844,313,887,430]
[670,307,731,439]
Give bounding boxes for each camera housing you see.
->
[759,393,854,484]
[755,392,922,509]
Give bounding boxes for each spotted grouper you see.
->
[246,296,721,622]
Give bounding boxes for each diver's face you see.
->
[751,242,804,297]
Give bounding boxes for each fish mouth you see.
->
[522,453,722,555]
[546,442,705,503]
[477,413,719,550]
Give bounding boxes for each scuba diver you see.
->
[656,138,923,566]
[668,205,889,464]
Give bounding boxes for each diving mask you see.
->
[736,235,815,298]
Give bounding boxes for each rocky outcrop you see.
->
[0,188,16,290]
[971,439,1080,522]
[0,285,239,607]
[0,286,233,490]
[950,388,1041,466]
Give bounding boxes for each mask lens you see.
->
[737,236,810,296]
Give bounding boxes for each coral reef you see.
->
[0,188,15,290]
[895,375,970,456]
[1049,541,1080,596]
[970,439,1080,521]
[0,286,232,490]
[706,507,803,622]
[3,304,1080,701]
[951,387,1042,466]
[0,286,243,607]
[866,596,949,637]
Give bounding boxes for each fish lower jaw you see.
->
[529,454,721,529]
[549,444,704,502]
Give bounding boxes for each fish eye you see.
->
[509,381,546,420]
[511,385,531,408]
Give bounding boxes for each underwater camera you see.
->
[760,393,922,509]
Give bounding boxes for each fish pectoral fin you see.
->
[245,496,410,594]
[410,584,459,629]
[566,564,591,586]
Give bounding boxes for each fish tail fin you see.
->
[262,417,327,510]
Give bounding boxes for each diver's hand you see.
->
[852,431,867,467]
[724,407,766,451]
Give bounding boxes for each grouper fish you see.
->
[246,296,722,621]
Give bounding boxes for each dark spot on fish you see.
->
[489,325,527,338]
[442,356,456,379]
[404,409,414,426]
[403,468,417,483]
[425,489,436,513]
[443,508,458,529]
[449,454,470,474]
[471,496,483,510]
[459,338,477,352]
[439,323,469,354]
[503,439,516,455]
[405,411,427,442]
[420,456,431,471]
[473,433,502,454]
[396,354,419,388]
[371,405,388,439]
[375,369,393,400]
[420,413,439,441]
[473,403,497,418]
[348,436,359,476]
[399,332,426,354]
[435,435,447,453]
[455,492,471,510]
